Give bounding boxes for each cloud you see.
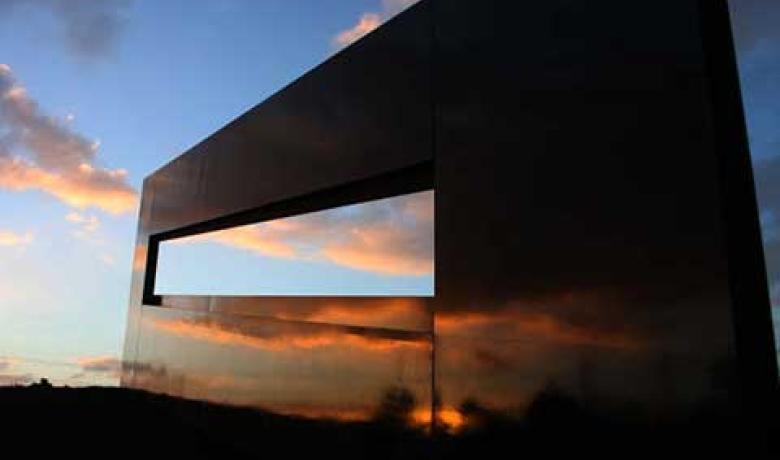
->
[0,373,35,386]
[0,157,137,214]
[436,309,642,351]
[333,13,382,48]
[277,298,429,329]
[0,65,137,214]
[0,230,33,247]
[0,356,34,387]
[173,191,433,276]
[65,212,122,265]
[0,0,132,61]
[321,222,433,275]
[148,317,428,354]
[0,356,18,371]
[66,211,100,233]
[183,223,297,259]
[77,355,122,375]
[65,211,111,256]
[332,0,421,48]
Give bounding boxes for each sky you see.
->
[0,0,421,386]
[155,190,434,297]
[0,0,777,387]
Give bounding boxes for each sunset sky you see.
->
[155,190,434,297]
[0,0,777,386]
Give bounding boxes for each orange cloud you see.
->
[0,64,137,214]
[322,225,433,275]
[180,224,296,259]
[0,356,19,371]
[333,0,421,48]
[171,190,434,276]
[333,13,382,48]
[0,230,33,247]
[437,310,642,350]
[0,156,137,214]
[76,355,122,374]
[291,298,429,328]
[148,318,428,353]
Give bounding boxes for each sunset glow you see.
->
[0,0,776,430]
[155,191,434,296]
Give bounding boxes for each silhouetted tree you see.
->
[31,378,52,388]
[373,386,416,427]
[458,397,494,430]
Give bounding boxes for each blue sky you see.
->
[0,0,777,385]
[156,191,435,297]
[0,0,419,386]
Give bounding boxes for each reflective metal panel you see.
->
[128,305,432,423]
[158,296,432,332]
[142,2,434,236]
[753,157,780,368]
[432,0,774,430]
[123,0,775,451]
[123,0,436,428]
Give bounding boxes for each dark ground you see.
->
[0,382,776,459]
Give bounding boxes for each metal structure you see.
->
[123,0,777,440]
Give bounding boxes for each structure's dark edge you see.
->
[698,0,779,424]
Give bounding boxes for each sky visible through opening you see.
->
[0,0,777,387]
[155,191,434,297]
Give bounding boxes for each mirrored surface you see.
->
[158,296,433,332]
[123,0,775,452]
[752,156,780,369]
[431,0,771,431]
[127,306,432,424]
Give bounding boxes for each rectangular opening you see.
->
[152,190,434,297]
